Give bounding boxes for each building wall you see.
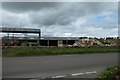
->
[58,40,63,47]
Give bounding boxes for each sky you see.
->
[1,2,118,37]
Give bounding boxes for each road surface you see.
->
[2,53,118,79]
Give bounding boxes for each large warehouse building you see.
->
[0,27,80,46]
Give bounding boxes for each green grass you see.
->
[99,66,120,80]
[2,46,119,57]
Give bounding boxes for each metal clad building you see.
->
[0,27,41,45]
[0,27,80,46]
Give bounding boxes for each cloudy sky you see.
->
[1,2,118,37]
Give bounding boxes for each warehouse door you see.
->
[49,40,58,46]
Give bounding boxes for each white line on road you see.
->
[52,75,66,78]
[51,71,97,78]
[71,71,97,76]
[71,73,85,76]
[85,71,97,74]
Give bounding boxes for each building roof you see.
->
[0,27,41,34]
[2,36,79,40]
[40,37,79,40]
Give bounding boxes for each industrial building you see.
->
[0,27,80,47]
[1,27,110,47]
[2,36,80,47]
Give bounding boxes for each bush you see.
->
[99,66,120,80]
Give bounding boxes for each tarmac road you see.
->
[2,53,118,79]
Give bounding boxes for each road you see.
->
[2,53,118,79]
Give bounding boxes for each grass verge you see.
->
[2,46,119,57]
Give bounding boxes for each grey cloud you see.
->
[29,8,78,26]
[28,2,117,26]
[2,2,118,37]
[2,2,61,13]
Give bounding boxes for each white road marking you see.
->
[71,71,97,76]
[52,75,66,78]
[51,71,97,78]
[85,71,97,74]
[71,73,85,76]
